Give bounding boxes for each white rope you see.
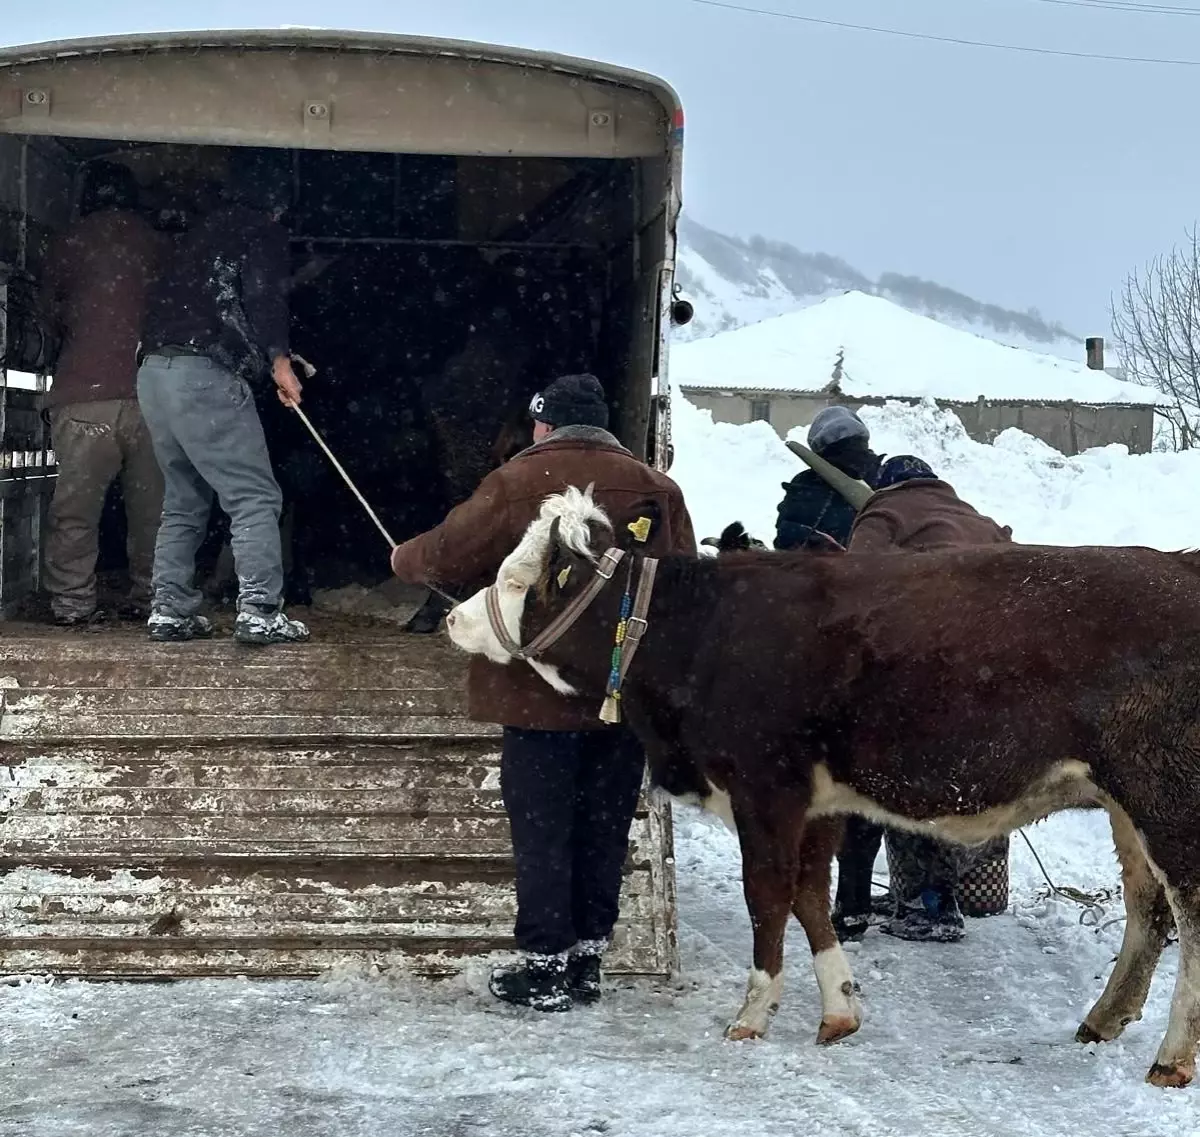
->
[287,391,459,607]
[1016,829,1117,927]
[289,403,396,549]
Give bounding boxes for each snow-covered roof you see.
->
[672,291,1158,406]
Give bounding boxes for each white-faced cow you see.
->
[445,486,1200,1089]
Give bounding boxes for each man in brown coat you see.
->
[391,373,695,1010]
[848,454,1012,942]
[847,455,1013,554]
[41,160,164,626]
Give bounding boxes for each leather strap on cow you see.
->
[598,556,659,724]
[484,547,626,663]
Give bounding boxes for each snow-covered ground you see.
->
[1,810,1191,1136]
[5,392,1200,1129]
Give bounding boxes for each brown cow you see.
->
[445,486,1200,1089]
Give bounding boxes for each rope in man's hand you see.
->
[283,357,459,607]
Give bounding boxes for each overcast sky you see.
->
[4,0,1199,333]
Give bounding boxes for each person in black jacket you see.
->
[774,406,882,550]
[136,149,310,647]
[774,406,885,941]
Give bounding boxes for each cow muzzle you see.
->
[444,585,520,665]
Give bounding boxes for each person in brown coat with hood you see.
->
[390,373,696,1011]
[847,454,1013,554]
[848,454,1013,942]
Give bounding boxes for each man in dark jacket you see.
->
[775,406,882,551]
[40,160,165,626]
[775,406,886,942]
[136,149,309,646]
[848,454,1013,942]
[391,373,696,1011]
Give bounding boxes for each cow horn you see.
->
[785,440,875,511]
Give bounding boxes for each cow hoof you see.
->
[725,1022,766,1042]
[1146,1062,1194,1089]
[1076,1012,1136,1045]
[816,1015,860,1046]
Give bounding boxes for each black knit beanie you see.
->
[529,373,609,429]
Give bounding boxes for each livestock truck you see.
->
[0,30,686,978]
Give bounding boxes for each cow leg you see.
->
[791,816,863,1045]
[1078,805,1173,1046]
[726,797,802,1041]
[1147,882,1200,1088]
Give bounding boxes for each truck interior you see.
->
[1,132,671,611]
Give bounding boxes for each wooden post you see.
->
[1086,337,1105,371]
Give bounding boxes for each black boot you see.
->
[404,590,453,634]
[488,953,572,1012]
[567,943,605,1004]
[831,905,870,943]
[833,817,884,942]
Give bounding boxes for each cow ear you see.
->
[537,516,589,603]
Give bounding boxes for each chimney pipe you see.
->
[1086,336,1105,371]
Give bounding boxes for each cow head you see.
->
[445,487,615,693]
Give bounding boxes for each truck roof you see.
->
[0,28,682,118]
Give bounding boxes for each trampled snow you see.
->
[1,809,1191,1136]
[4,392,1200,1132]
[671,291,1155,406]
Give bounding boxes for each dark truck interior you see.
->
[1,136,661,609]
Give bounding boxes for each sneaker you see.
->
[53,608,105,629]
[147,611,215,642]
[567,945,604,1004]
[488,953,572,1012]
[880,891,966,944]
[234,606,311,646]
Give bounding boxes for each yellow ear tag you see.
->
[556,566,572,589]
[628,516,652,543]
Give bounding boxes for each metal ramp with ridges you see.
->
[0,620,676,977]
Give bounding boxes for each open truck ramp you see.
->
[0,618,677,978]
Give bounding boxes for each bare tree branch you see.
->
[1111,227,1200,449]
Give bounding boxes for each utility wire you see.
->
[1018,0,1200,14]
[686,0,1200,65]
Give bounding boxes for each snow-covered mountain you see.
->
[675,216,1085,360]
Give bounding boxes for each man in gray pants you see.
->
[137,149,309,646]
